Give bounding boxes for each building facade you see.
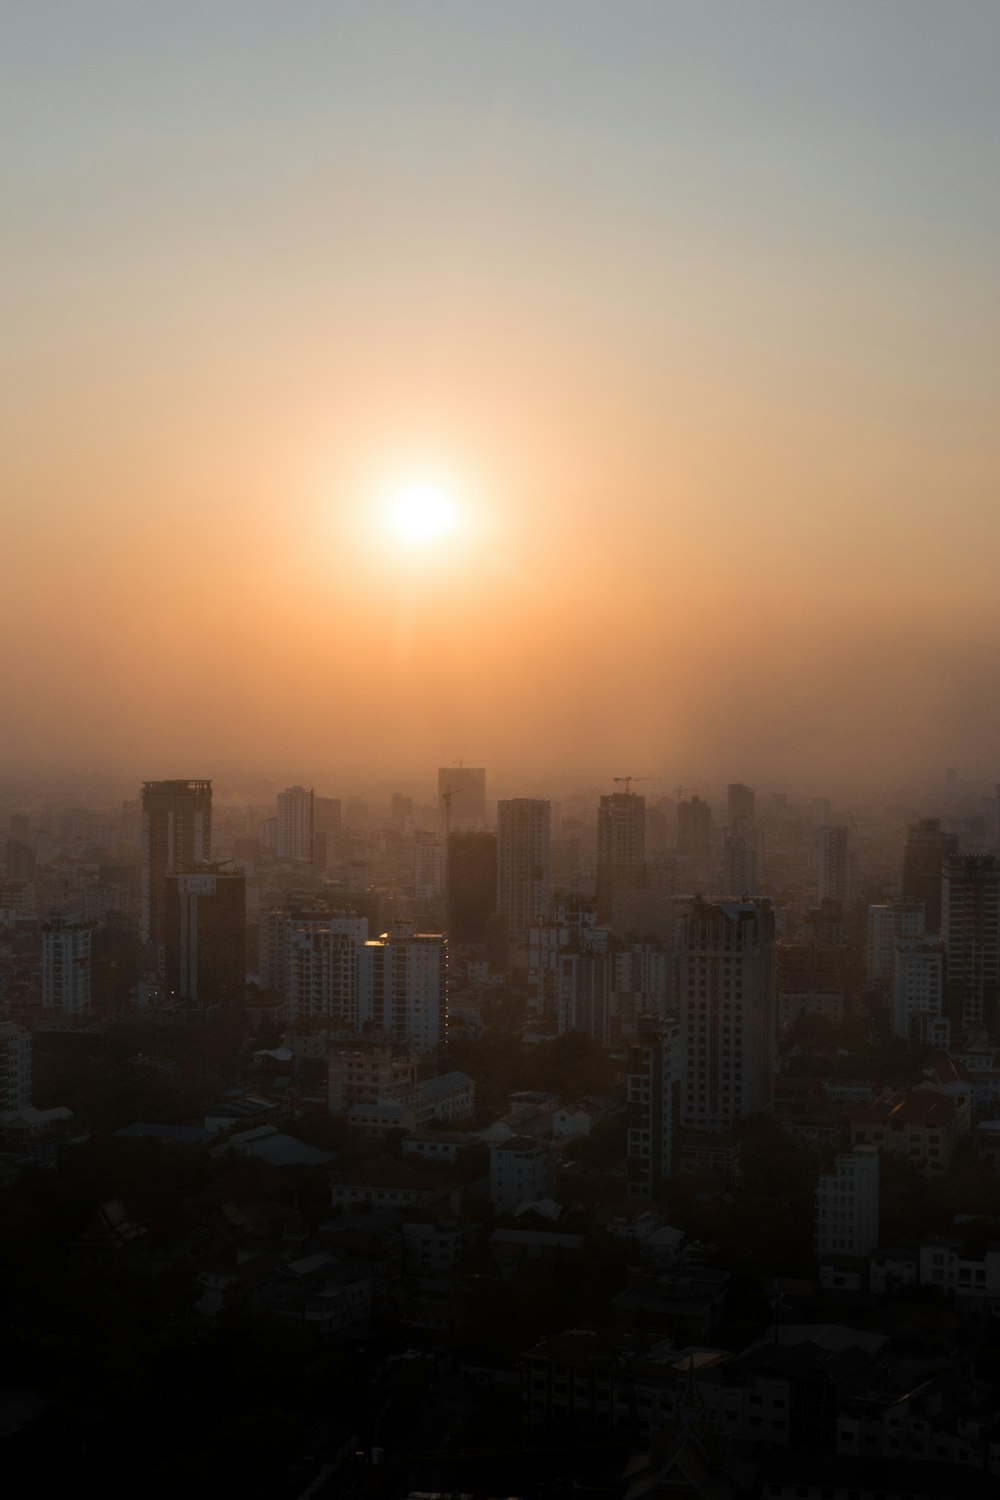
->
[141,779,212,948]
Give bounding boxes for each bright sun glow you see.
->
[386,482,458,546]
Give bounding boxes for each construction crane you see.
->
[612,776,663,794]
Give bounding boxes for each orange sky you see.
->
[4,3,1000,795]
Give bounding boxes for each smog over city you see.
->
[3,5,1000,1500]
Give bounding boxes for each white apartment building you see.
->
[815,1146,880,1260]
[358,926,447,1052]
[275,785,314,862]
[42,915,95,1013]
[867,901,925,986]
[892,937,944,1040]
[817,825,850,906]
[489,1138,557,1216]
[284,917,366,1025]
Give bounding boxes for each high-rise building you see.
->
[817,825,850,906]
[626,1017,684,1197]
[678,898,776,1132]
[276,785,314,862]
[413,830,445,900]
[726,783,755,827]
[677,796,712,855]
[867,902,925,986]
[596,792,646,923]
[902,818,958,934]
[0,1021,31,1109]
[496,799,551,935]
[42,915,96,1013]
[438,766,486,832]
[447,831,497,946]
[554,949,611,1041]
[358,925,447,1052]
[280,914,368,1026]
[892,937,945,1042]
[163,869,246,1005]
[721,828,758,900]
[313,796,342,871]
[815,1147,879,1261]
[942,855,1000,1030]
[141,779,212,947]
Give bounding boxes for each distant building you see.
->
[902,817,958,933]
[141,779,212,948]
[676,796,711,856]
[721,827,758,900]
[726,783,755,827]
[776,940,847,1028]
[163,869,246,1005]
[42,915,95,1013]
[817,825,850,907]
[413,829,445,900]
[627,1018,684,1197]
[866,901,925,986]
[678,898,776,1131]
[447,831,497,945]
[815,1146,879,1260]
[489,1137,557,1215]
[276,785,314,862]
[496,798,551,936]
[942,854,1000,1030]
[596,792,646,923]
[892,937,945,1041]
[358,925,447,1053]
[439,765,486,832]
[0,1022,31,1109]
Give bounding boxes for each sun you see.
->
[386,481,458,546]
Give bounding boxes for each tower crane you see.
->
[612,776,663,794]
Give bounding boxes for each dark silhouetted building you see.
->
[903,817,958,934]
[726,783,755,827]
[496,799,551,936]
[677,795,711,855]
[942,854,1000,1031]
[447,830,497,945]
[164,868,246,1005]
[596,792,646,922]
[141,779,212,949]
[439,765,486,832]
[627,1017,684,1196]
[678,897,776,1131]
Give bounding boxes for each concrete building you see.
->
[496,798,551,936]
[438,765,486,832]
[726,783,755,827]
[42,915,95,1013]
[678,898,776,1131]
[818,825,850,907]
[676,796,711,856]
[815,1146,879,1260]
[275,785,314,863]
[942,854,1000,1030]
[328,1043,418,1114]
[413,829,445,900]
[282,915,368,1026]
[358,924,447,1052]
[626,1018,684,1197]
[489,1137,557,1216]
[141,779,212,948]
[867,901,925,986]
[596,792,646,923]
[163,869,246,1005]
[902,817,958,933]
[892,937,945,1041]
[777,941,848,1028]
[446,830,497,946]
[721,827,758,900]
[0,1021,31,1110]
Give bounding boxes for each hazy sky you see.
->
[4,2,1000,795]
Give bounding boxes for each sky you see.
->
[3,2,1000,798]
